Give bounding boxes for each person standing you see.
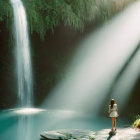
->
[108,99,119,131]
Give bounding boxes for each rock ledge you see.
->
[40,129,95,140]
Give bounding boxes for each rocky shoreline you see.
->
[40,128,140,140]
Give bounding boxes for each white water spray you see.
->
[10,0,33,107]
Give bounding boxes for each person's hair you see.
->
[110,99,116,109]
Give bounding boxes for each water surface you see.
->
[0,108,128,140]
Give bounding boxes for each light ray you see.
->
[42,1,140,114]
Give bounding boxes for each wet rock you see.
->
[40,129,95,140]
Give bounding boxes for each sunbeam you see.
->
[42,1,140,114]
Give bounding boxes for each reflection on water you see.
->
[18,116,32,140]
[0,109,128,140]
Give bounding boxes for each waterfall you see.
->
[10,0,33,107]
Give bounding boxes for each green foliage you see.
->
[0,0,12,27]
[133,115,140,129]
[23,0,95,40]
[0,0,135,40]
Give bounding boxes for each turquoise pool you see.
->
[0,108,127,140]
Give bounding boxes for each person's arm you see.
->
[116,104,118,113]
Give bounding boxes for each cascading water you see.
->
[10,0,33,107]
[10,1,34,139]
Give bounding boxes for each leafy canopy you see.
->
[0,0,133,40]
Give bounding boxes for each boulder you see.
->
[40,129,95,140]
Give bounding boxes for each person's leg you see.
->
[115,118,116,130]
[111,117,114,131]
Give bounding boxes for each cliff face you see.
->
[123,76,140,117]
[0,21,17,109]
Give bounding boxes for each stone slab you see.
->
[40,129,95,140]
